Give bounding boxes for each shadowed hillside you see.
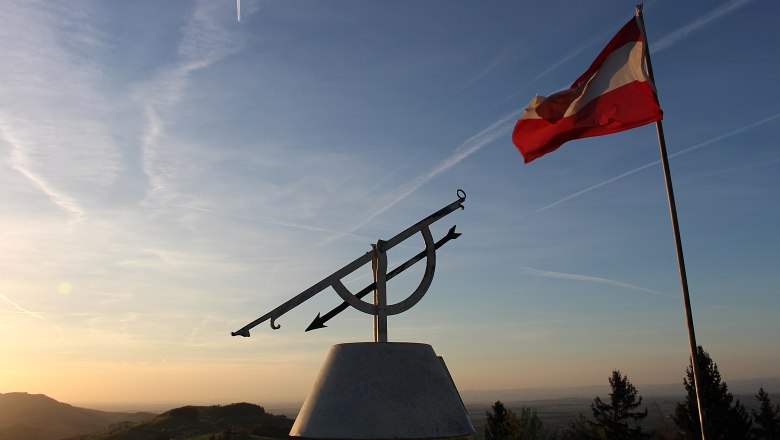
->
[65,402,294,440]
[0,393,154,440]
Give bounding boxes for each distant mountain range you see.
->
[0,393,293,440]
[0,393,154,440]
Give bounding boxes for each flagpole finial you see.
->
[635,3,643,16]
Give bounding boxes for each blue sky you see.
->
[1,0,779,407]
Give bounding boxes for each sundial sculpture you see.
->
[232,190,475,440]
[231,189,466,341]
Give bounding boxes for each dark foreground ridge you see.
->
[0,392,154,440]
[63,402,293,440]
[0,393,293,440]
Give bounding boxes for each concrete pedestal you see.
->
[290,342,475,439]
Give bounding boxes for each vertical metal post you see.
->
[371,245,380,342]
[636,5,706,440]
[374,240,388,343]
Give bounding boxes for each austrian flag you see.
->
[512,17,663,163]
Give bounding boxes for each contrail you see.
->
[0,293,65,341]
[180,204,371,241]
[325,0,761,243]
[652,0,754,53]
[520,266,674,298]
[0,293,45,320]
[3,127,86,225]
[322,110,518,245]
[523,112,780,218]
[139,0,244,205]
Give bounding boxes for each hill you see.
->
[0,393,154,440]
[65,402,293,440]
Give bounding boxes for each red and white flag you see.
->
[512,17,663,164]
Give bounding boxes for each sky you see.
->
[1,0,779,410]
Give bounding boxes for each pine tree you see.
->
[673,346,752,439]
[516,406,550,440]
[752,387,780,440]
[485,401,520,440]
[589,370,650,440]
[485,401,553,440]
[560,413,599,440]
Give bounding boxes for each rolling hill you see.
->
[64,402,293,440]
[0,393,154,440]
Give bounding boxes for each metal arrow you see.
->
[305,225,461,332]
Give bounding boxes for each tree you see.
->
[560,413,599,440]
[485,401,553,440]
[673,346,752,439]
[752,387,780,439]
[485,401,520,440]
[589,370,650,440]
[516,406,552,440]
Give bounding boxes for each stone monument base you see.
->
[290,342,475,439]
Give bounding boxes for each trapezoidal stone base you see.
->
[290,342,475,440]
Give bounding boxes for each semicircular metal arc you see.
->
[331,226,436,316]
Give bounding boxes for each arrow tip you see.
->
[231,329,251,337]
[305,313,328,332]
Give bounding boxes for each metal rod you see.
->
[636,5,707,440]
[375,240,388,343]
[372,245,379,342]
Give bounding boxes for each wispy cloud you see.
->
[652,0,754,53]
[520,266,674,298]
[490,36,605,112]
[118,248,249,273]
[0,293,45,320]
[0,292,65,340]
[136,0,248,205]
[528,31,612,87]
[187,314,241,347]
[3,125,86,224]
[181,204,371,242]
[321,0,759,245]
[523,112,780,218]
[0,2,122,225]
[323,110,519,245]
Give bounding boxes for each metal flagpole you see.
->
[635,5,707,440]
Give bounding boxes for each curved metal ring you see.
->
[332,279,377,315]
[457,188,466,201]
[385,226,435,315]
[331,226,436,316]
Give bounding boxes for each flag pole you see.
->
[635,5,707,440]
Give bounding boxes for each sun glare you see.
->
[57,282,72,295]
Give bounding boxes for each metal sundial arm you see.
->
[383,189,465,250]
[231,250,375,336]
[231,189,466,337]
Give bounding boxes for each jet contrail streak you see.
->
[322,110,518,245]
[523,112,780,218]
[521,266,674,298]
[326,0,764,243]
[0,293,45,320]
[653,0,754,53]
